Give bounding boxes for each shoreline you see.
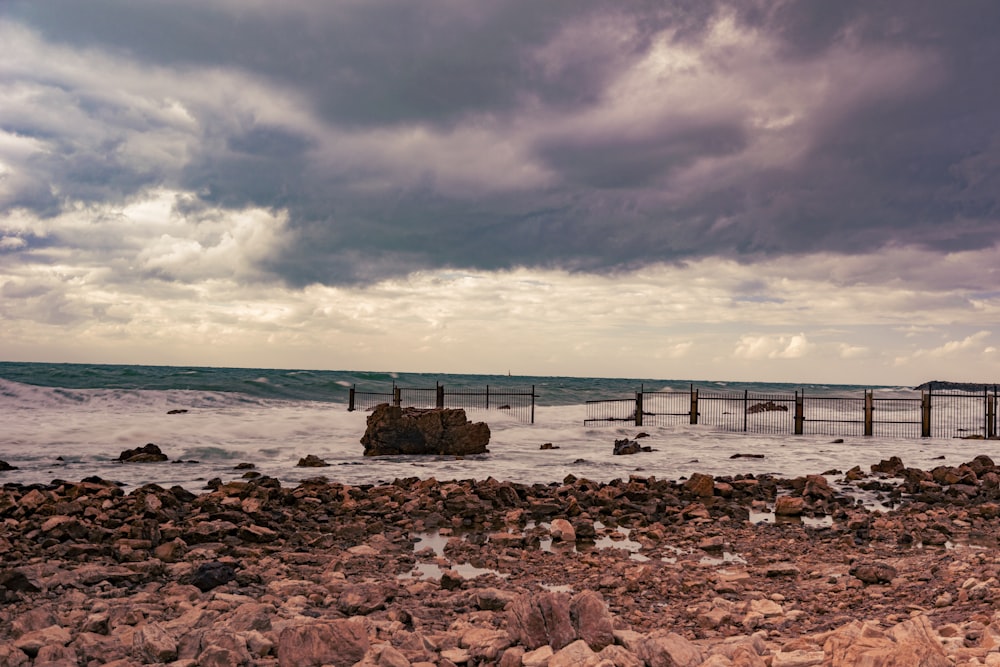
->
[3,456,1000,665]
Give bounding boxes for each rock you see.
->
[683,473,715,498]
[361,404,490,456]
[850,561,897,585]
[550,518,576,542]
[730,453,765,459]
[771,649,824,666]
[188,561,237,592]
[13,625,72,658]
[774,496,805,516]
[747,401,788,414]
[506,591,576,651]
[570,590,615,651]
[0,569,41,594]
[613,439,649,455]
[636,631,703,667]
[116,443,168,463]
[0,459,18,471]
[167,409,189,414]
[871,456,905,476]
[823,616,949,666]
[276,619,369,667]
[133,622,178,663]
[296,454,330,467]
[0,645,29,666]
[549,639,600,667]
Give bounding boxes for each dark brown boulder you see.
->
[116,443,168,463]
[360,404,490,456]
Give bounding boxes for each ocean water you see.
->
[0,361,988,492]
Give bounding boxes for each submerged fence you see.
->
[348,383,536,423]
[586,385,1000,440]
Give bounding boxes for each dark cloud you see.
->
[3,0,1000,286]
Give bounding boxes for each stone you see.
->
[0,460,18,471]
[683,473,715,498]
[506,591,576,651]
[774,496,805,516]
[188,561,237,592]
[521,645,554,667]
[276,619,369,667]
[636,631,704,667]
[361,404,490,456]
[296,454,330,467]
[0,569,41,594]
[550,518,576,542]
[570,590,615,651]
[133,622,178,663]
[13,625,71,658]
[849,561,897,585]
[771,649,824,666]
[549,639,601,667]
[613,439,650,455]
[116,443,168,463]
[871,456,905,476]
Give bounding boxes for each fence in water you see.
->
[348,383,536,424]
[586,385,1000,440]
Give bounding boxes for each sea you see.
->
[0,361,987,493]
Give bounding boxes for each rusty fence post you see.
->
[989,387,997,439]
[864,390,874,436]
[921,390,931,438]
[690,385,699,425]
[794,391,804,435]
[635,391,644,427]
[348,385,356,411]
[393,386,401,408]
[436,383,444,409]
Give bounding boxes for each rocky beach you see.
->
[3,449,1000,666]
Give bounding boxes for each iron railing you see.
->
[586,385,999,440]
[349,383,536,423]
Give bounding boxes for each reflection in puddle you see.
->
[750,511,834,528]
[699,551,747,566]
[401,561,508,581]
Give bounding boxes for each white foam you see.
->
[0,380,984,492]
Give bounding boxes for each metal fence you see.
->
[586,385,999,440]
[348,383,536,423]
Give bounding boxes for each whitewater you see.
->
[0,362,988,492]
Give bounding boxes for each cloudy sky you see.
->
[2,1,999,385]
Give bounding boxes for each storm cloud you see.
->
[2,1,1000,383]
[2,0,997,286]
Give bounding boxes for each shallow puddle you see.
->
[749,511,834,528]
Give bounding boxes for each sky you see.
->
[1,1,999,386]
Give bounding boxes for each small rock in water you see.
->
[0,460,19,471]
[730,453,765,459]
[296,454,331,467]
[116,443,168,463]
[234,462,256,469]
[167,409,189,414]
[539,443,559,450]
[613,439,651,456]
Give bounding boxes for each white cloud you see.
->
[733,333,813,360]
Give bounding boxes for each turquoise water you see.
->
[0,361,888,406]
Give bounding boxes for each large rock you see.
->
[506,591,576,651]
[276,619,369,667]
[360,404,490,456]
[116,443,168,463]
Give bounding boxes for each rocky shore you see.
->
[3,454,1000,666]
